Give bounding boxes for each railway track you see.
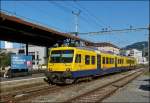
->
[65,68,145,103]
[0,68,145,103]
[0,84,60,103]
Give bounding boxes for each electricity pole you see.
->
[72,10,81,36]
[148,25,150,72]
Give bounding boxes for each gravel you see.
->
[102,74,150,103]
[23,70,140,103]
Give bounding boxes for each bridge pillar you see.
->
[26,43,28,56]
[45,46,49,65]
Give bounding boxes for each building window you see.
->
[37,55,39,60]
[75,54,81,63]
[91,56,95,64]
[85,55,90,65]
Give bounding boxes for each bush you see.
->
[0,52,11,67]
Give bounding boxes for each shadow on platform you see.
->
[139,78,150,91]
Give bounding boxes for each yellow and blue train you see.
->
[44,47,136,84]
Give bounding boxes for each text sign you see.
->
[11,55,32,69]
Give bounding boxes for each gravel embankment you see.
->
[23,70,141,103]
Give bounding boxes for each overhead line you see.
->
[79,27,148,35]
[62,1,104,29]
[74,1,108,27]
[49,1,100,31]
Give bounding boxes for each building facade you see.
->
[27,45,47,69]
[87,42,120,54]
[122,49,148,64]
[0,41,48,70]
[129,49,148,64]
[0,40,24,49]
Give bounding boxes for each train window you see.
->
[106,57,108,64]
[110,58,112,64]
[91,56,95,64]
[85,55,90,65]
[112,58,114,64]
[50,50,74,63]
[110,58,111,64]
[126,60,128,64]
[118,59,120,64]
[75,54,81,63]
[103,57,105,64]
[108,58,111,64]
[109,58,110,64]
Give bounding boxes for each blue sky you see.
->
[1,0,149,47]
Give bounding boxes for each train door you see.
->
[115,57,117,68]
[97,55,101,69]
[75,54,82,70]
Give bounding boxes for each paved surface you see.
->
[0,73,44,82]
[102,74,150,103]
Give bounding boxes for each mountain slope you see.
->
[123,41,148,51]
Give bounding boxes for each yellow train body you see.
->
[48,47,97,72]
[45,46,137,84]
[48,47,136,72]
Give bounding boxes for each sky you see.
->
[1,0,149,48]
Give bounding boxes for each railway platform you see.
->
[0,73,44,82]
[102,71,150,103]
[0,73,44,90]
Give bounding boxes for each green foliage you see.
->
[0,52,11,67]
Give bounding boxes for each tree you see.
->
[0,52,11,67]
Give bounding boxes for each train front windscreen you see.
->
[49,50,74,63]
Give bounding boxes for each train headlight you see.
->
[66,68,70,71]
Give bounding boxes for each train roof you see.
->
[50,46,135,59]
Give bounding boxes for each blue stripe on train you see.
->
[71,67,129,78]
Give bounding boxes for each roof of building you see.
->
[87,42,120,49]
[0,11,93,46]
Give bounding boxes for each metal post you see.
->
[46,46,49,64]
[148,25,150,72]
[26,43,28,56]
[72,10,81,37]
